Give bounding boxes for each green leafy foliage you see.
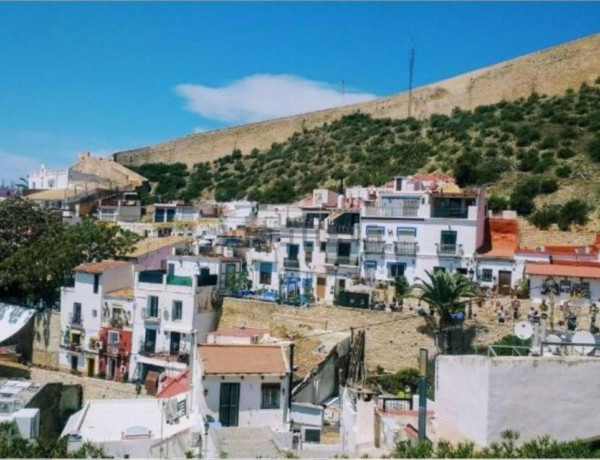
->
[527,199,589,230]
[369,368,419,396]
[0,421,107,458]
[393,430,599,458]
[0,199,141,306]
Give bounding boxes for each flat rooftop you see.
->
[0,380,42,414]
[62,398,193,442]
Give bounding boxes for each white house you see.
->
[221,200,257,230]
[359,175,486,285]
[435,354,600,447]
[197,344,291,430]
[28,164,69,190]
[59,261,134,376]
[131,261,222,387]
[154,203,201,223]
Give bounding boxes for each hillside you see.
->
[114,32,600,168]
[131,80,600,232]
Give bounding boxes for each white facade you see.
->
[28,164,69,190]
[359,176,486,285]
[340,386,375,454]
[221,200,257,230]
[527,272,600,306]
[131,262,220,381]
[59,262,134,375]
[436,355,600,446]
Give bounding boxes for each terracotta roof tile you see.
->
[74,260,130,274]
[479,218,519,259]
[525,262,600,279]
[157,369,189,399]
[104,287,134,300]
[198,344,287,375]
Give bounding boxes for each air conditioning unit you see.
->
[95,341,104,351]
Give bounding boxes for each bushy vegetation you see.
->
[131,82,600,229]
[394,430,599,458]
[368,367,420,396]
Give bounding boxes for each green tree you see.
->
[0,218,140,306]
[394,275,409,298]
[410,271,477,354]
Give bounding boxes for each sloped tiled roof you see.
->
[199,344,287,375]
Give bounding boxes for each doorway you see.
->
[316,277,326,300]
[219,382,240,427]
[170,332,181,355]
[144,329,157,354]
[87,358,95,377]
[70,355,79,372]
[498,271,512,295]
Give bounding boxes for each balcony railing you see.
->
[142,307,161,322]
[138,270,165,284]
[139,340,156,356]
[362,204,419,218]
[364,241,385,254]
[325,255,359,266]
[327,224,357,236]
[394,241,418,256]
[106,343,121,356]
[284,258,300,269]
[69,313,83,328]
[437,243,463,256]
[431,208,469,219]
[166,275,193,287]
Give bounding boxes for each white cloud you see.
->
[0,148,39,184]
[175,74,377,124]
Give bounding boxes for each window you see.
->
[108,331,119,344]
[172,300,183,321]
[560,280,572,293]
[93,274,100,294]
[388,263,405,278]
[433,266,446,273]
[366,226,385,238]
[304,429,321,443]
[304,241,314,252]
[481,269,493,282]
[259,262,272,285]
[320,242,326,252]
[397,227,417,241]
[147,296,159,317]
[92,309,97,318]
[261,383,280,409]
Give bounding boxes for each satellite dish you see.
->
[571,331,596,355]
[545,334,562,354]
[514,321,533,340]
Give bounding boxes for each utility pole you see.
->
[408,39,415,118]
[418,348,428,442]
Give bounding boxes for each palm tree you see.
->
[410,270,477,354]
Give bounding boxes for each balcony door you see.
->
[170,332,181,355]
[219,382,240,427]
[440,230,457,249]
[72,303,82,324]
[288,244,299,260]
[144,329,157,353]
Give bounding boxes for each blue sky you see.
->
[1,2,599,182]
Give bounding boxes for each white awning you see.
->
[0,303,36,343]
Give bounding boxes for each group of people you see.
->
[490,296,522,324]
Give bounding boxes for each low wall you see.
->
[32,310,61,369]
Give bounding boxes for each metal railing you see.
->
[166,275,193,287]
[437,243,462,256]
[395,241,418,256]
[325,255,359,266]
[139,340,156,356]
[69,313,83,328]
[142,307,160,322]
[362,204,419,218]
[364,241,385,254]
[284,258,300,269]
[138,270,165,284]
[431,208,469,219]
[378,397,413,412]
[327,224,357,235]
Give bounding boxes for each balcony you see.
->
[142,307,161,323]
[394,241,418,256]
[364,241,385,254]
[431,208,469,219]
[327,224,357,236]
[362,204,419,218]
[325,255,359,266]
[166,275,193,287]
[105,343,124,356]
[139,340,156,356]
[138,270,165,284]
[437,243,463,257]
[69,313,83,329]
[283,258,300,269]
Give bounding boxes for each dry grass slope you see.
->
[115,32,600,168]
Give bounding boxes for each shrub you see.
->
[510,193,535,216]
[518,149,539,172]
[588,136,600,162]
[555,164,572,178]
[488,195,509,213]
[557,199,589,230]
[529,205,560,230]
[538,177,558,194]
[556,147,576,159]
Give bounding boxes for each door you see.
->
[288,244,299,260]
[498,271,512,295]
[70,355,78,372]
[440,231,457,254]
[170,332,181,355]
[87,358,94,377]
[167,263,175,277]
[144,329,157,353]
[219,383,240,427]
[316,277,326,300]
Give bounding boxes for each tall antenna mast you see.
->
[408,39,415,118]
